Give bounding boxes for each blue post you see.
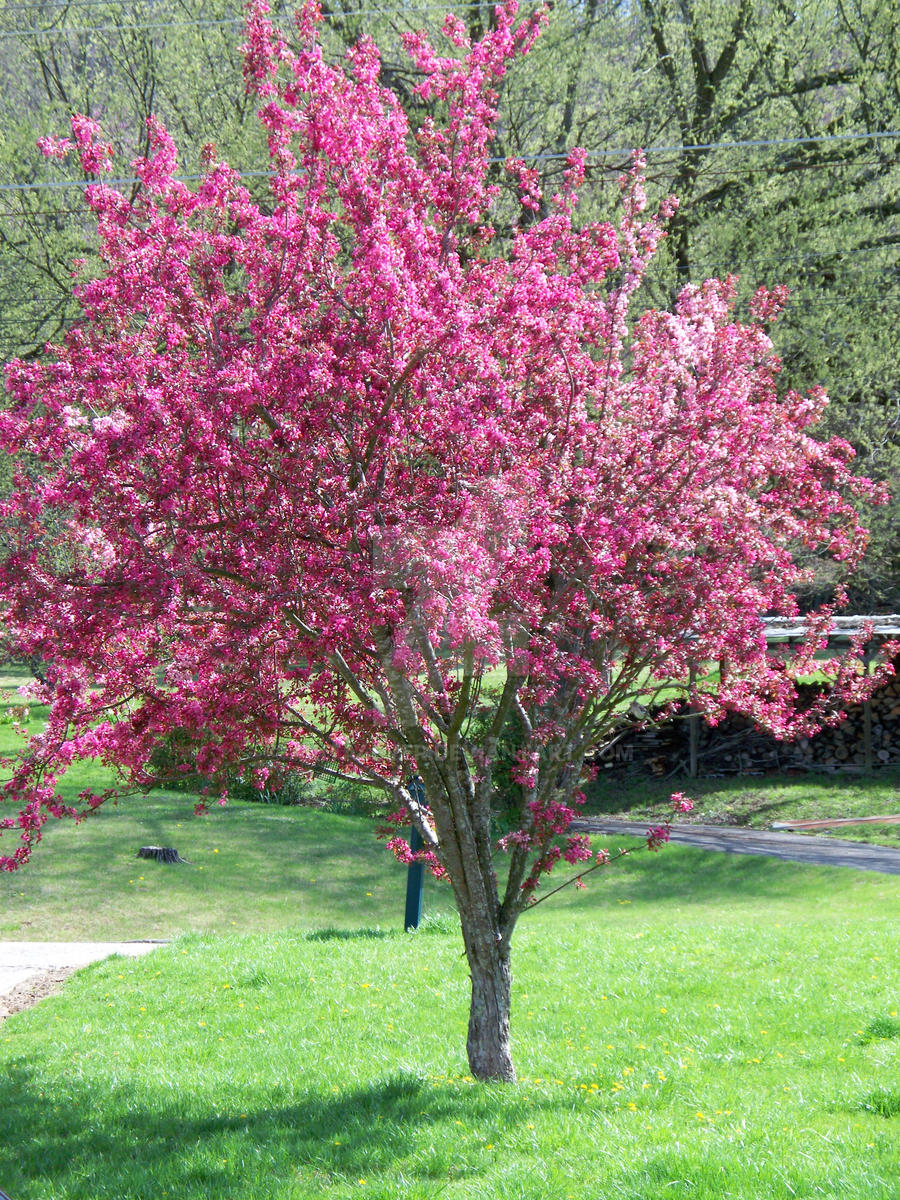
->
[404,824,425,931]
[404,777,425,931]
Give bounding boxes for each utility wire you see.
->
[3,253,895,287]
[1,156,895,209]
[0,0,489,10]
[0,2,505,35]
[0,130,897,195]
[536,130,900,160]
[0,169,275,194]
[3,286,898,318]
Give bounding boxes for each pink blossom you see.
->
[37,135,72,160]
[646,825,671,852]
[562,834,592,864]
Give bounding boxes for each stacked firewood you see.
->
[594,673,900,777]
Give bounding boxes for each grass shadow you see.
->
[857,1015,900,1044]
[304,926,395,942]
[859,1089,900,1118]
[0,1058,551,1198]
[586,767,900,824]
[1,1055,892,1199]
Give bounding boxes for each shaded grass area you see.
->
[0,797,456,940]
[4,789,899,942]
[588,768,900,847]
[0,690,449,940]
[1,856,899,1199]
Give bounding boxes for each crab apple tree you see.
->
[0,1,887,1082]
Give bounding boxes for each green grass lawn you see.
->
[588,767,900,846]
[0,691,450,940]
[2,680,900,1197]
[2,809,900,1198]
[0,795,457,940]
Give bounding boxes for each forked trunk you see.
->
[462,922,516,1082]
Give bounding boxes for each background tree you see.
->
[0,1,885,1081]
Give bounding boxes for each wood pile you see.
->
[595,672,900,777]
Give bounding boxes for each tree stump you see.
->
[137,846,191,864]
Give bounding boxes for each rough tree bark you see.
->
[461,918,516,1083]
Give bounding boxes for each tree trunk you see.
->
[461,923,516,1083]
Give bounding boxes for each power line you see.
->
[0,15,244,36]
[2,247,897,284]
[1,261,891,292]
[1,159,895,210]
[534,130,900,163]
[2,285,897,320]
[0,0,488,10]
[1,130,896,195]
[0,169,275,194]
[0,2,496,36]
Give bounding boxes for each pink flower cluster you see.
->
[0,0,887,889]
[384,836,447,880]
[645,825,671,852]
[670,792,694,813]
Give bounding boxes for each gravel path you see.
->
[571,819,900,875]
